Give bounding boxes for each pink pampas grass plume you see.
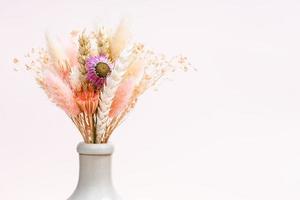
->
[109,59,145,118]
[109,78,135,118]
[41,70,80,116]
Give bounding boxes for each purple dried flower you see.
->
[86,55,113,88]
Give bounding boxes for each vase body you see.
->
[68,142,121,200]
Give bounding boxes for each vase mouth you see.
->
[77,142,114,155]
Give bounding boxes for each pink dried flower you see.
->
[86,55,113,88]
[75,85,99,115]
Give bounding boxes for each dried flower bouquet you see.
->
[20,20,190,143]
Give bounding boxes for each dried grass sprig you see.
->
[69,66,84,91]
[78,32,91,75]
[136,51,191,95]
[104,96,138,143]
[109,19,131,61]
[96,27,110,57]
[45,34,70,78]
[109,43,145,119]
[40,70,80,116]
[96,49,130,143]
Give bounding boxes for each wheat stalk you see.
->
[96,27,110,57]
[96,46,137,143]
[76,32,91,90]
[78,32,90,74]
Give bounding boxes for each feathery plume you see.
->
[40,70,80,116]
[69,66,84,91]
[109,78,135,118]
[109,54,145,118]
[45,33,70,77]
[64,38,79,68]
[109,19,131,61]
[97,27,110,57]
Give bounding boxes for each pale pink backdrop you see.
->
[1,0,300,199]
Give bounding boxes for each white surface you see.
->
[1,0,300,199]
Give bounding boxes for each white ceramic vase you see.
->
[67,142,121,200]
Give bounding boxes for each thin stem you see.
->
[71,115,87,143]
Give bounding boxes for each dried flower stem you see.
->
[71,113,96,143]
[103,97,138,143]
[71,115,87,142]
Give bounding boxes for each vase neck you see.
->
[76,142,114,188]
[78,154,113,187]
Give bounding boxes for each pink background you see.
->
[1,0,300,199]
